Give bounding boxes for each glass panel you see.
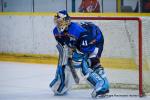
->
[3,0,33,12]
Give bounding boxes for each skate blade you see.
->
[95,94,110,99]
[92,90,110,98]
[54,92,68,96]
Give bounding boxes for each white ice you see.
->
[0,61,149,100]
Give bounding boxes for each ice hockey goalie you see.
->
[49,10,109,98]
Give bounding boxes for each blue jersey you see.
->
[53,22,104,54]
[79,22,104,53]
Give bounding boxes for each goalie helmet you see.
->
[54,10,71,32]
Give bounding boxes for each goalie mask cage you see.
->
[71,16,147,97]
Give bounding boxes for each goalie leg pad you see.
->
[50,65,65,95]
[81,59,109,97]
[81,59,104,86]
[50,44,72,95]
[50,65,72,95]
[91,67,109,97]
[50,65,65,92]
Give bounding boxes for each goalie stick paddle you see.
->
[68,58,80,84]
[56,43,80,84]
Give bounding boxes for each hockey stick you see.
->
[56,43,80,84]
[68,58,79,84]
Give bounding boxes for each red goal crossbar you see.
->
[71,17,143,97]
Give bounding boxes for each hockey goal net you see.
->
[71,16,150,97]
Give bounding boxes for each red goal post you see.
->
[71,16,143,97]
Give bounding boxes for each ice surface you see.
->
[0,61,149,100]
